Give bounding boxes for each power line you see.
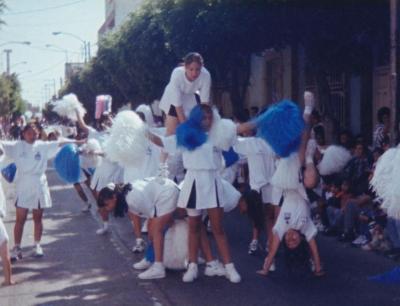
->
[4,0,88,16]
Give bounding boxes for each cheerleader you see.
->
[96,178,179,279]
[149,104,251,283]
[0,123,85,260]
[256,94,324,277]
[159,52,211,135]
[75,111,123,235]
[0,179,13,285]
[123,106,162,253]
[233,129,278,259]
[159,52,211,183]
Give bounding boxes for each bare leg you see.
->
[152,213,173,262]
[200,223,214,262]
[73,183,88,203]
[188,216,201,263]
[207,207,231,264]
[32,209,44,243]
[14,207,28,246]
[0,241,13,286]
[128,211,142,239]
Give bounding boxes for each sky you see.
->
[0,0,105,109]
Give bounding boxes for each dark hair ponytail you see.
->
[282,233,310,275]
[97,183,131,218]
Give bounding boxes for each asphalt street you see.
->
[0,168,399,306]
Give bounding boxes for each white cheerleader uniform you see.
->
[0,181,8,245]
[88,127,123,191]
[233,137,278,204]
[273,189,317,242]
[125,177,179,218]
[163,136,227,212]
[159,66,211,118]
[1,140,59,209]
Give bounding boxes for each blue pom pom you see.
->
[1,163,17,183]
[368,267,400,283]
[254,100,304,157]
[176,105,207,151]
[222,147,239,168]
[54,144,81,183]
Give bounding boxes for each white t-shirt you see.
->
[1,140,59,176]
[123,142,161,183]
[162,135,222,171]
[233,137,276,191]
[159,66,211,117]
[273,190,317,242]
[125,177,179,218]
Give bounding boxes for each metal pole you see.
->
[4,49,12,75]
[390,0,398,144]
[87,42,91,60]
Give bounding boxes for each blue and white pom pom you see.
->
[54,144,81,183]
[254,100,304,158]
[176,105,207,151]
[52,93,86,122]
[103,110,148,167]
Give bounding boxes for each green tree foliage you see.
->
[0,73,26,116]
[62,0,388,118]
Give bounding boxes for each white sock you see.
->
[153,261,163,269]
[103,222,109,229]
[35,241,41,247]
[136,238,143,244]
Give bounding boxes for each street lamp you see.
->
[0,41,31,48]
[52,31,89,62]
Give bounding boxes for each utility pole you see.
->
[4,49,12,75]
[390,0,398,143]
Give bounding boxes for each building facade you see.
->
[98,0,144,39]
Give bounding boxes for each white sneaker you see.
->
[182,263,198,283]
[33,245,44,258]
[225,263,241,283]
[96,227,108,235]
[132,239,146,253]
[204,260,226,277]
[269,260,276,272]
[10,246,22,262]
[352,235,368,246]
[81,203,92,213]
[133,258,152,270]
[248,239,259,255]
[138,263,166,280]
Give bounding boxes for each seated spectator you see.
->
[343,142,372,196]
[338,130,354,151]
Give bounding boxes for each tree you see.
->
[0,73,26,116]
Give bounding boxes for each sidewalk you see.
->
[0,169,168,306]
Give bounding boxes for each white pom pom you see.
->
[80,138,102,169]
[136,104,155,127]
[370,148,397,200]
[163,219,189,270]
[52,93,86,122]
[102,111,148,167]
[271,153,301,190]
[209,116,237,151]
[317,145,352,175]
